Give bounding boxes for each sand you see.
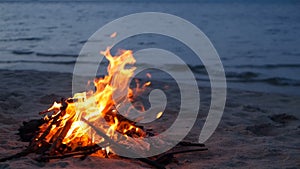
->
[0,69,299,169]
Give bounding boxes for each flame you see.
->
[47,102,62,112]
[36,47,151,156]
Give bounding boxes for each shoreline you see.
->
[0,69,299,168]
[1,69,299,97]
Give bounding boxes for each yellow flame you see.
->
[37,47,150,155]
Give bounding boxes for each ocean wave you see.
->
[265,28,283,35]
[9,50,79,57]
[232,64,300,69]
[12,50,34,55]
[281,52,300,57]
[0,60,76,65]
[36,52,78,57]
[226,71,259,79]
[228,77,300,86]
[0,60,106,65]
[189,65,206,74]
[0,37,45,42]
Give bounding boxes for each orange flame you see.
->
[37,47,149,155]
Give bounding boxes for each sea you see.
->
[0,0,299,95]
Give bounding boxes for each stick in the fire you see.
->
[81,117,167,169]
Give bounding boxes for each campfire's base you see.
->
[0,119,207,169]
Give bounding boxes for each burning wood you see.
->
[29,48,150,158]
[0,47,207,168]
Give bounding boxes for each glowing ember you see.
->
[156,112,163,119]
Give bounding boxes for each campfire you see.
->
[0,47,207,168]
[34,48,149,157]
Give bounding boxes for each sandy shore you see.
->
[0,70,299,169]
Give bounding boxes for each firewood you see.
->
[18,119,45,142]
[178,141,205,147]
[49,116,75,155]
[2,95,208,168]
[49,127,63,144]
[0,149,31,162]
[36,144,103,162]
[81,118,166,169]
[29,110,64,151]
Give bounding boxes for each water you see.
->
[0,1,299,95]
